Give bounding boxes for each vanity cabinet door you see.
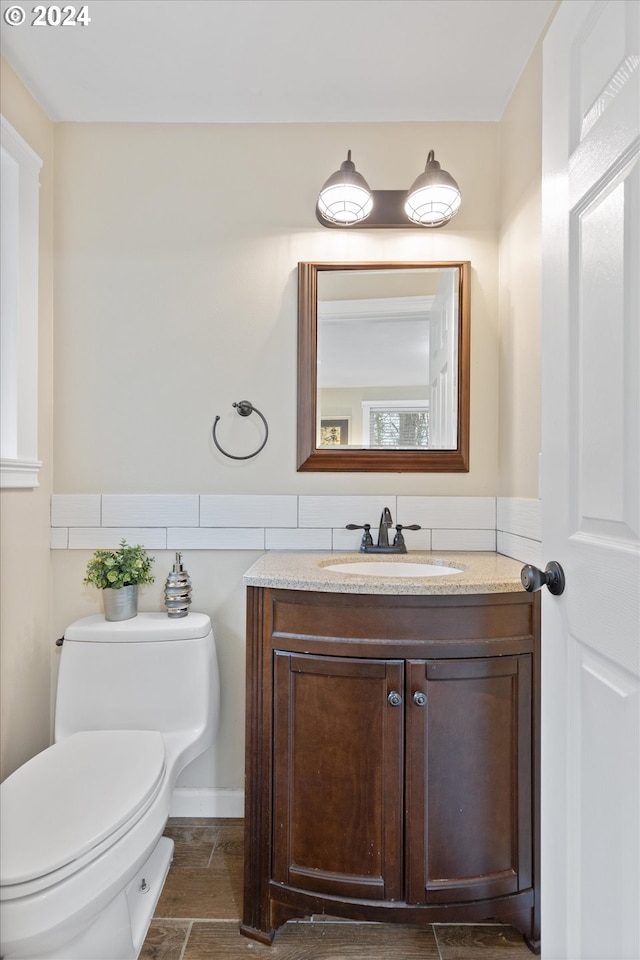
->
[272,652,404,902]
[405,655,533,905]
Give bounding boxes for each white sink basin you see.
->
[323,561,462,578]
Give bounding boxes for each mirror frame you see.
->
[297,261,470,472]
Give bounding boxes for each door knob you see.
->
[387,691,402,707]
[521,561,566,596]
[413,691,427,707]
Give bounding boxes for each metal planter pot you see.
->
[102,584,138,622]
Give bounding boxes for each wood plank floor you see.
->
[141,818,535,960]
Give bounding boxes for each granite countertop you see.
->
[243,551,526,596]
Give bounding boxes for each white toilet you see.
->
[0,611,220,960]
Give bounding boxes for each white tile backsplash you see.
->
[331,527,369,552]
[398,496,496,529]
[51,495,533,556]
[266,528,332,550]
[168,527,265,550]
[51,494,101,527]
[398,527,433,551]
[496,531,542,566]
[102,495,199,528]
[200,495,297,528]
[68,527,167,550]
[299,496,396,528]
[432,529,497,551]
[497,498,541,541]
[50,527,69,549]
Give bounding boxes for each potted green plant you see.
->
[84,539,155,621]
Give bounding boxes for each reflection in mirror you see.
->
[317,267,458,450]
[297,262,470,473]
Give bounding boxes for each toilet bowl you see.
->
[0,612,219,960]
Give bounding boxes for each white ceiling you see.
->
[0,0,556,123]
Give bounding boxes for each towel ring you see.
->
[212,400,269,460]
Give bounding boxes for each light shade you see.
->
[317,151,373,225]
[404,150,461,226]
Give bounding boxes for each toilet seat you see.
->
[0,730,165,894]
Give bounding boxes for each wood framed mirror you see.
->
[297,261,470,472]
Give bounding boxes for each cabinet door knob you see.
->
[413,691,427,707]
[387,691,403,707]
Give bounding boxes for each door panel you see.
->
[405,656,532,905]
[575,156,639,544]
[568,642,640,955]
[272,652,404,901]
[542,2,639,957]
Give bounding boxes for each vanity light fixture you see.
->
[316,149,461,229]
[405,150,462,226]
[316,150,373,225]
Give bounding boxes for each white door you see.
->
[428,270,457,448]
[541,2,640,959]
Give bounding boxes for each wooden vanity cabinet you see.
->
[242,587,540,951]
[273,651,405,903]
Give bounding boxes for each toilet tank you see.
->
[54,613,219,755]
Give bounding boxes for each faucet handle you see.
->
[393,523,421,550]
[346,523,374,550]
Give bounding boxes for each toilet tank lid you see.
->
[65,611,212,642]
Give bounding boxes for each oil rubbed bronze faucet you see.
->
[346,508,421,554]
[377,506,393,547]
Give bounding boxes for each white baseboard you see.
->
[169,787,244,818]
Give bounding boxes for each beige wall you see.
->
[497,41,544,498]
[49,121,500,791]
[53,121,500,497]
[0,61,546,793]
[0,59,54,780]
